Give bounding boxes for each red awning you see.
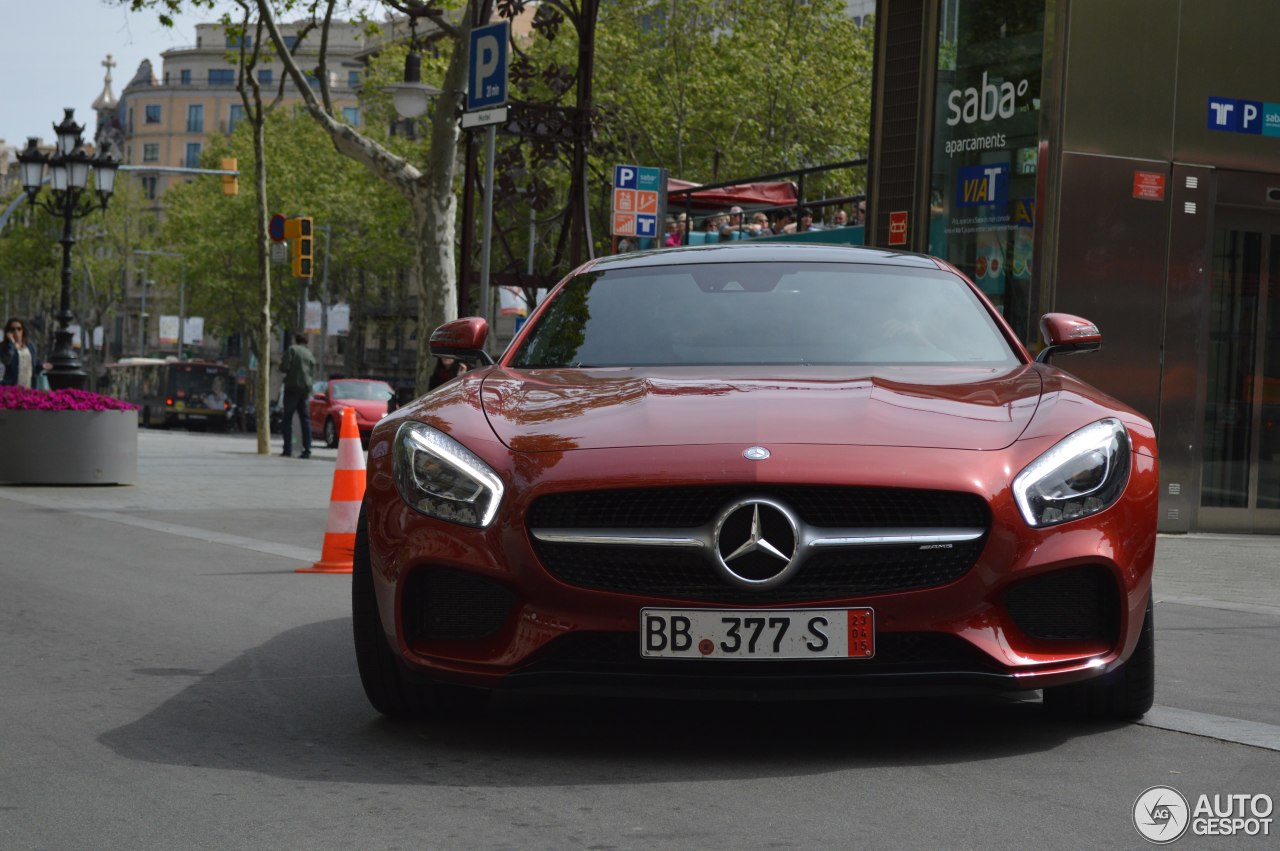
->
[666,179,798,212]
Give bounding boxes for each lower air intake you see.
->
[402,567,516,643]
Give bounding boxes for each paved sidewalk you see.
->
[1154,534,1280,614]
[0,429,340,563]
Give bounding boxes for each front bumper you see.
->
[365,438,1158,696]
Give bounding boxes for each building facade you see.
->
[116,20,365,199]
[866,0,1280,533]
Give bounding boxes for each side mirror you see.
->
[1036,313,1102,363]
[312,392,326,401]
[429,317,494,365]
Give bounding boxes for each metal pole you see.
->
[46,200,87,388]
[177,262,185,357]
[139,260,148,357]
[134,249,183,357]
[319,225,330,374]
[528,205,535,274]
[479,123,497,340]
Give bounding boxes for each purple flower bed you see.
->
[0,385,138,412]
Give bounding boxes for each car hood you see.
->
[480,365,1043,451]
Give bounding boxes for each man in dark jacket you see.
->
[280,333,316,458]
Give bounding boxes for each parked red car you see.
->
[309,378,394,447]
[356,244,1158,722]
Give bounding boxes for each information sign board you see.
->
[611,164,665,238]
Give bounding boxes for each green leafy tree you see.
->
[486,0,874,297]
[156,107,411,374]
[1,169,160,389]
[253,0,477,395]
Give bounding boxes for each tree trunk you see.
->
[255,0,473,398]
[412,66,463,393]
[252,112,272,453]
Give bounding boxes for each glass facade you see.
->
[929,0,1046,330]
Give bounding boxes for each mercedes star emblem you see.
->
[743,446,771,461]
[712,498,802,589]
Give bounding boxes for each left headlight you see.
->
[1013,418,1131,527]
[393,421,504,527]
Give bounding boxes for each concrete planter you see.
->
[0,408,137,485]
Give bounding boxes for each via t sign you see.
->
[468,21,509,112]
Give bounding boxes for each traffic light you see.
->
[221,158,238,196]
[285,216,313,278]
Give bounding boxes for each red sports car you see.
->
[309,378,394,447]
[356,244,1158,720]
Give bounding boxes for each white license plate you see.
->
[640,608,874,659]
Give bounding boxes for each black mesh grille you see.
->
[1003,566,1120,643]
[518,631,1001,676]
[528,486,989,602]
[402,567,516,643]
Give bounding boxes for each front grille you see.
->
[528,486,989,603]
[528,485,988,529]
[518,631,1001,676]
[1003,566,1119,643]
[402,567,516,643]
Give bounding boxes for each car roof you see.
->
[587,242,946,272]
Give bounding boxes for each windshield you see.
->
[171,366,230,405]
[331,380,393,401]
[510,262,1018,368]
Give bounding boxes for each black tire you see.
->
[351,502,489,719]
[324,417,339,449]
[1043,595,1155,721]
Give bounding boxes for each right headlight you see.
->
[1013,418,1131,527]
[393,421,504,527]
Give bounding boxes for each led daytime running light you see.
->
[394,421,504,527]
[1013,418,1130,527]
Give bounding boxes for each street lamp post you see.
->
[15,108,119,390]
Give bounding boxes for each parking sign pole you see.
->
[479,123,497,342]
[467,20,509,351]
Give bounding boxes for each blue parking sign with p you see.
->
[615,165,638,189]
[468,22,509,112]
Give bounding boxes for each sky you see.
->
[0,1,238,150]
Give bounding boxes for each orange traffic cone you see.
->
[297,406,365,574]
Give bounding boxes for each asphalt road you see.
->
[1,430,1277,850]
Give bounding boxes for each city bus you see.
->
[105,358,236,430]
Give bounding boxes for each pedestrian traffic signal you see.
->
[285,216,314,278]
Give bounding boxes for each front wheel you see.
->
[324,417,339,448]
[1043,595,1155,721]
[352,502,489,719]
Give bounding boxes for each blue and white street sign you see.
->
[468,22,510,112]
[1208,96,1265,135]
[614,164,663,191]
